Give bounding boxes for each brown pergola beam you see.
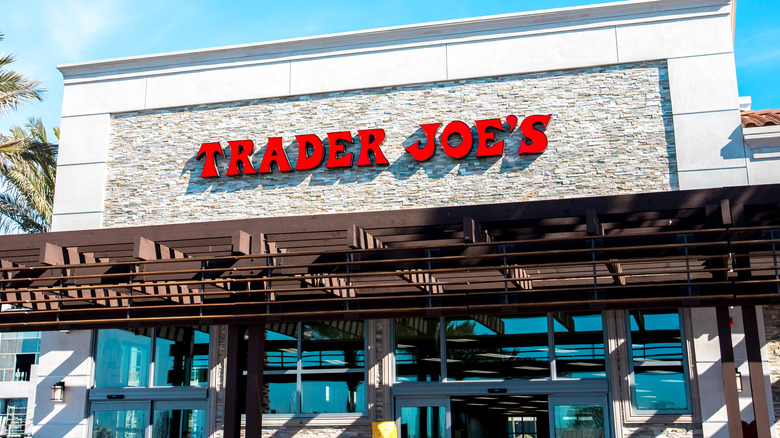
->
[350,225,444,294]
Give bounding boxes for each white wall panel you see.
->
[668,53,739,115]
[678,167,749,190]
[616,15,733,63]
[145,61,290,109]
[51,212,103,232]
[61,78,146,117]
[52,163,107,215]
[447,27,618,80]
[290,46,446,95]
[673,110,746,172]
[57,114,111,165]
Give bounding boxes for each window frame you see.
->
[264,321,369,418]
[612,309,699,424]
[625,309,692,415]
[92,327,210,390]
[392,312,608,383]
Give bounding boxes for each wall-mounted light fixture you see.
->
[51,381,65,402]
[735,369,743,392]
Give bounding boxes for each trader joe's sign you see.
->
[196,114,551,178]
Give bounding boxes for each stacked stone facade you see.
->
[762,304,780,432]
[104,62,675,228]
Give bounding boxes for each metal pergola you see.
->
[2,183,778,437]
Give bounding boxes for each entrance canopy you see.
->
[1,184,780,331]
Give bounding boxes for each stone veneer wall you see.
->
[103,62,675,227]
[763,304,780,433]
[622,424,701,438]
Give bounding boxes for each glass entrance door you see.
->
[91,401,150,438]
[90,400,206,438]
[548,396,608,438]
[397,397,450,438]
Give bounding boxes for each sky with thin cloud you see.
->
[0,0,777,137]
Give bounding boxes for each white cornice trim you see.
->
[744,125,780,159]
[58,0,730,82]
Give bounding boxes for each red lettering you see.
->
[518,114,552,154]
[405,123,441,162]
[326,131,354,168]
[441,120,473,159]
[196,142,225,178]
[295,134,325,171]
[356,129,389,166]
[475,118,505,157]
[226,140,257,176]
[258,137,293,173]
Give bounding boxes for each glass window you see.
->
[400,406,446,438]
[628,310,689,412]
[95,328,209,388]
[446,315,549,380]
[395,318,441,382]
[152,409,205,438]
[395,313,607,382]
[266,374,297,414]
[554,312,606,379]
[153,328,209,387]
[266,323,298,371]
[95,329,151,388]
[302,322,364,369]
[301,375,365,414]
[0,332,41,382]
[552,404,605,438]
[92,409,146,438]
[263,321,366,415]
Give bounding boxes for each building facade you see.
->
[1,0,779,437]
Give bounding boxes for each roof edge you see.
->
[58,0,730,80]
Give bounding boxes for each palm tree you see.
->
[0,118,57,233]
[0,30,45,114]
[0,29,53,234]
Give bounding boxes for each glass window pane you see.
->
[553,404,604,438]
[446,315,549,380]
[265,374,297,414]
[266,323,299,370]
[152,409,205,438]
[400,406,446,438]
[395,318,442,382]
[153,327,209,387]
[95,329,151,388]
[92,409,146,438]
[301,321,364,369]
[20,338,40,355]
[629,310,689,411]
[554,312,606,379]
[301,374,365,414]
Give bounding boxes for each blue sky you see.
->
[1,0,778,137]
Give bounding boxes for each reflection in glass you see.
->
[553,404,604,438]
[301,374,365,414]
[153,327,209,387]
[266,373,297,414]
[266,323,298,370]
[302,322,364,369]
[92,409,146,438]
[629,310,689,411]
[553,312,606,379]
[396,318,442,382]
[400,406,446,438]
[152,409,205,438]
[446,315,549,380]
[95,329,151,387]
